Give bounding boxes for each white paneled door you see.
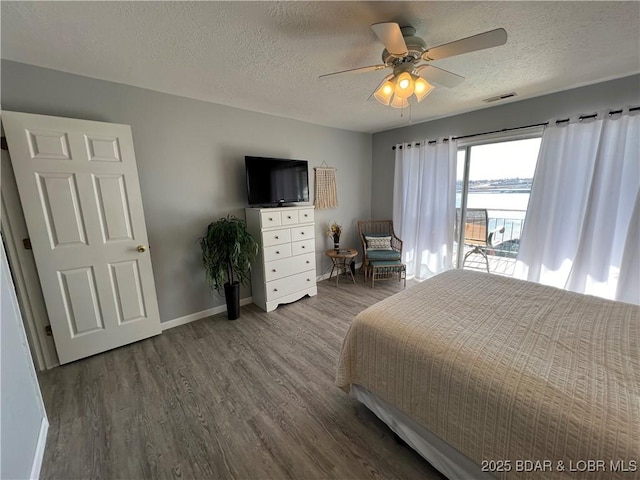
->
[3,111,161,364]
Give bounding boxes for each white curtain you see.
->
[393,140,458,279]
[515,110,640,304]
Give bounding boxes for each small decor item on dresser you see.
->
[327,221,342,251]
[199,215,258,320]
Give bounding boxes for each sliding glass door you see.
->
[455,136,542,276]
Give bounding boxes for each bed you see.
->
[336,270,639,479]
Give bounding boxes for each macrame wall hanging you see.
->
[314,162,338,209]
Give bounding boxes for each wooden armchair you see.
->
[357,220,403,281]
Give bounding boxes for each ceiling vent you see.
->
[483,92,517,103]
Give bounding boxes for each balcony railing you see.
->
[455,208,527,277]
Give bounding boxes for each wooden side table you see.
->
[325,248,357,287]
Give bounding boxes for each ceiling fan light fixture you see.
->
[413,76,434,102]
[390,95,409,109]
[374,79,395,105]
[321,22,506,112]
[393,72,414,99]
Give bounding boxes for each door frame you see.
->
[1,146,59,370]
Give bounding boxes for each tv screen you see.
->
[245,156,309,206]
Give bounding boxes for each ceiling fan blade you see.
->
[422,28,507,61]
[319,64,388,79]
[371,22,408,56]
[416,65,465,88]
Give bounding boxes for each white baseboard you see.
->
[317,262,362,282]
[161,297,253,331]
[30,416,48,480]
[163,261,362,331]
[316,272,331,281]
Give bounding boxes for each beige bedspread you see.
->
[336,270,639,479]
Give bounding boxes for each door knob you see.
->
[137,245,147,253]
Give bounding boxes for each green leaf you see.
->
[198,215,258,294]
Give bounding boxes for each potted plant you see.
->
[199,215,258,320]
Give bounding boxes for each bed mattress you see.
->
[336,270,639,479]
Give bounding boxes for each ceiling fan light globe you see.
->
[414,77,434,102]
[394,72,414,99]
[374,80,394,105]
[390,95,409,109]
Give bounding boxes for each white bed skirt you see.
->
[351,384,495,480]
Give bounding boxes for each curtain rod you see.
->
[391,106,640,150]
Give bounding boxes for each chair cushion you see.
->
[365,235,392,250]
[370,260,404,267]
[366,249,401,261]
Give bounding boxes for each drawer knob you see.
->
[272,269,277,272]
[274,288,278,292]
[304,214,308,217]
[275,236,279,239]
[269,217,273,221]
[307,278,311,282]
[306,261,310,264]
[301,246,305,249]
[287,216,291,219]
[301,232,305,235]
[276,251,280,254]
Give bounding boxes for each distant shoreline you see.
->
[469,188,532,194]
[458,178,533,194]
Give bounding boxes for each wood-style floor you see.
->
[38,275,444,480]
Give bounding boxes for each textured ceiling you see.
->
[1,1,639,133]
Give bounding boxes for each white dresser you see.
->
[245,206,317,312]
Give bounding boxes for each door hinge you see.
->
[23,238,32,250]
[44,325,53,336]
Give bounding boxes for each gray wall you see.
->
[371,74,640,218]
[1,60,372,323]
[1,239,47,479]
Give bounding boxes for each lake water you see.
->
[457,191,531,245]
[457,191,531,213]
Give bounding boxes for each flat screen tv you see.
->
[245,156,309,207]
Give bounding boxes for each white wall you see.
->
[0,238,48,479]
[1,60,372,324]
[371,74,640,218]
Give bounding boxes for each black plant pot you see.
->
[224,281,240,320]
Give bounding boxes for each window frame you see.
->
[455,127,544,270]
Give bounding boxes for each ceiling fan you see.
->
[320,23,507,108]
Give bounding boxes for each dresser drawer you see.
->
[261,211,282,228]
[281,210,299,225]
[298,208,314,224]
[290,225,314,242]
[263,243,292,262]
[266,269,316,300]
[291,238,314,256]
[262,228,291,247]
[265,252,315,282]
